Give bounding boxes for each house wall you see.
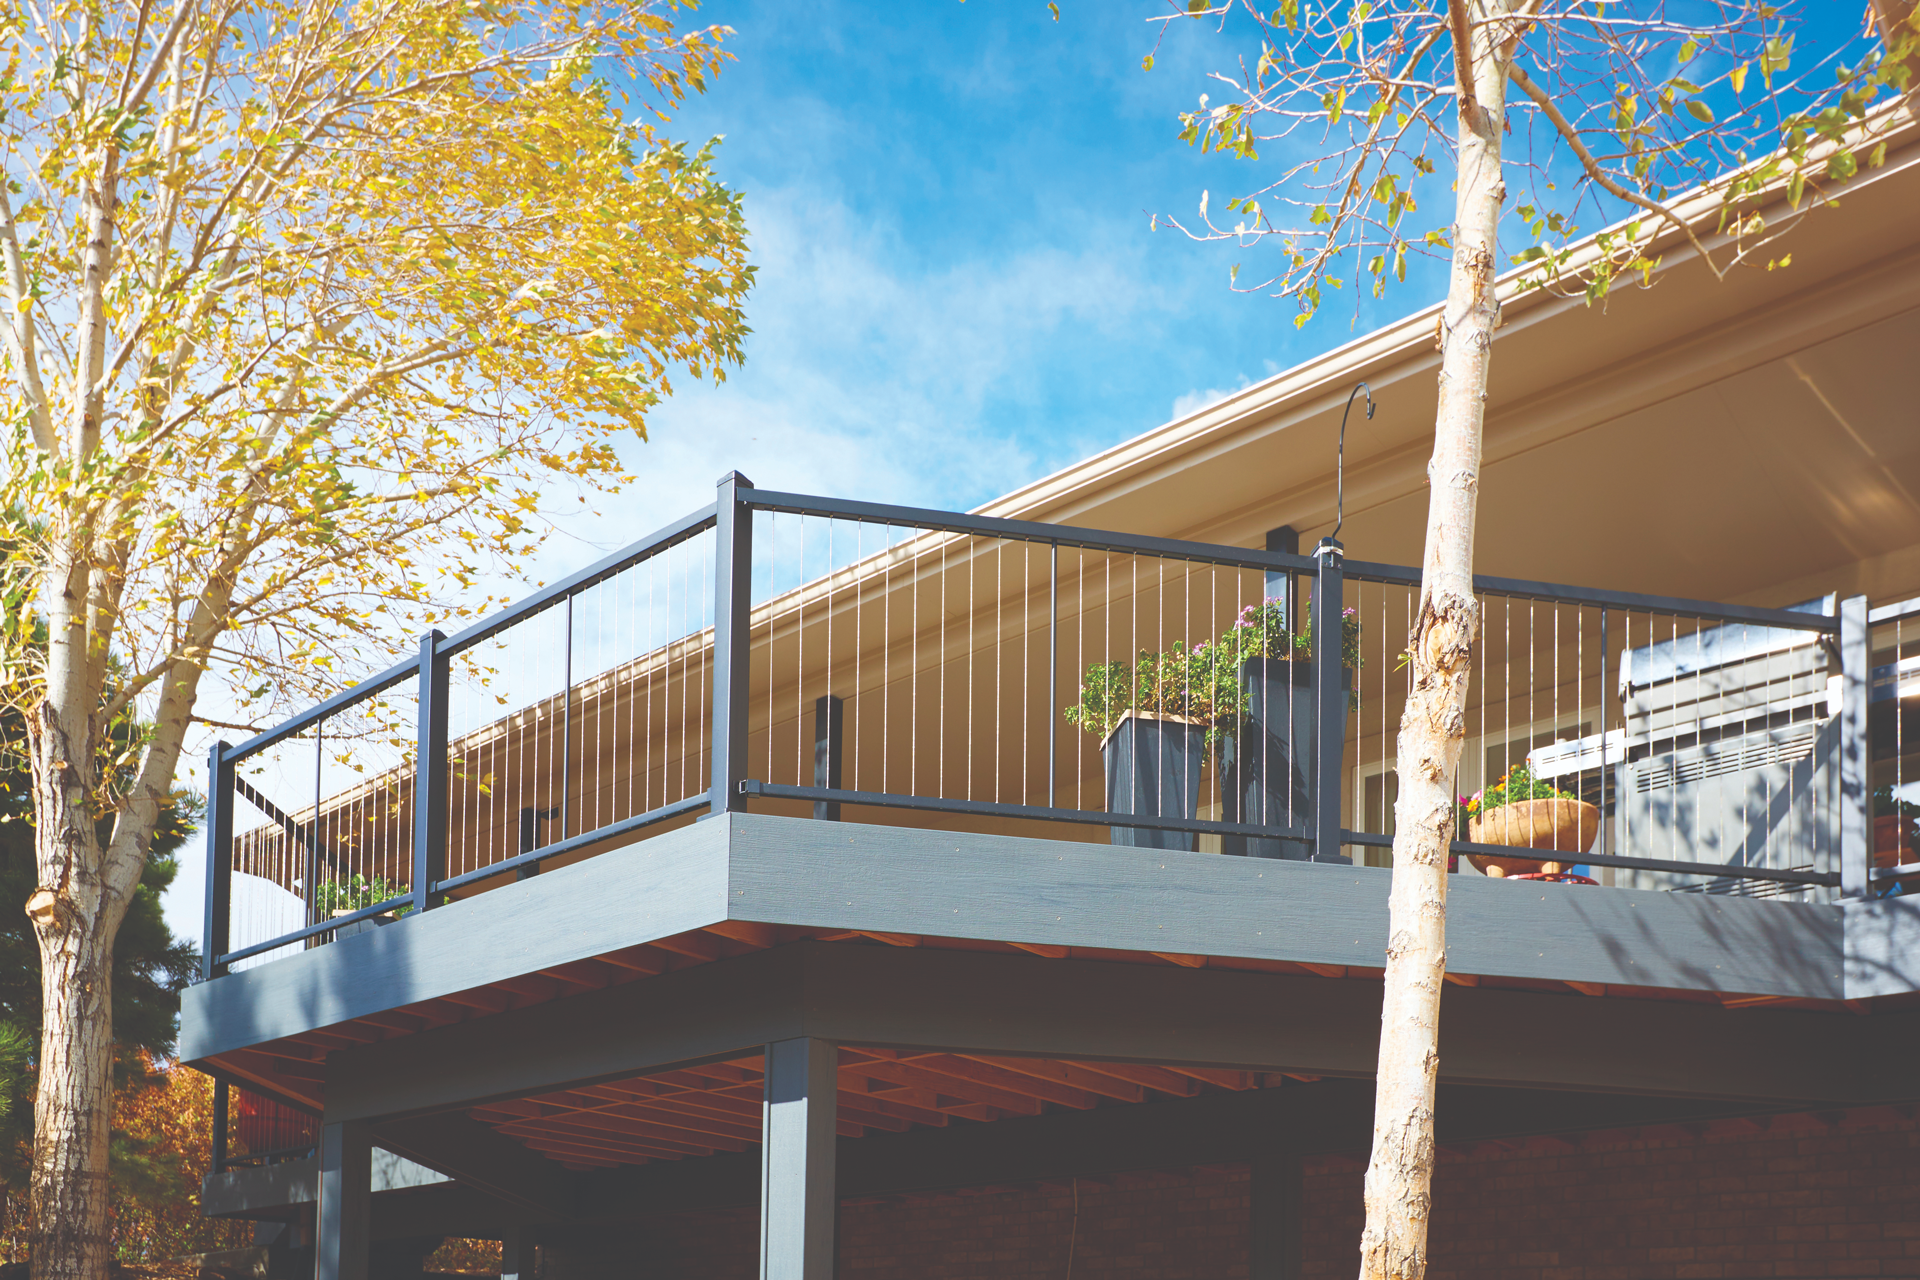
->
[621,1106,1919,1279]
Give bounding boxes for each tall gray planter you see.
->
[1220,657,1347,860]
[1102,712,1207,851]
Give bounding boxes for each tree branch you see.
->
[1506,57,1723,279]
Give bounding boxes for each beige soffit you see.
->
[973,99,1920,537]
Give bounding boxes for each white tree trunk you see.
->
[1357,6,1513,1279]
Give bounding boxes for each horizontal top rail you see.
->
[435,503,718,656]
[222,655,420,765]
[1869,595,1920,626]
[1343,559,1840,633]
[742,489,1323,575]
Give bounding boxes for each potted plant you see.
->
[1065,648,1224,850]
[1463,763,1600,878]
[1215,599,1360,860]
[314,873,412,938]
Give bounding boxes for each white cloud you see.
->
[1169,375,1252,422]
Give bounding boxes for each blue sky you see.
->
[553,0,1453,541]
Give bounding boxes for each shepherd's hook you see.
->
[1332,381,1373,542]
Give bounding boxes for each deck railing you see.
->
[202,473,1904,978]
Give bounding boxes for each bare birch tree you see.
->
[0,3,752,1278]
[1146,3,1916,1276]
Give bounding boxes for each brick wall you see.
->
[628,1107,1920,1280]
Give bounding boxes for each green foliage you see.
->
[313,875,413,918]
[1465,763,1572,818]
[1063,597,1362,741]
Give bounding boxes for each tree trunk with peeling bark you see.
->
[1357,5,1514,1279]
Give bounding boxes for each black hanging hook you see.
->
[1332,381,1373,542]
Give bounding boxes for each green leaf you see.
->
[1141,54,1154,72]
[1685,99,1714,124]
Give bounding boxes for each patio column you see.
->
[760,1037,838,1279]
[1248,1148,1303,1280]
[315,1121,371,1280]
[500,1224,536,1280]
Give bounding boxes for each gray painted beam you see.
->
[316,943,1912,1126]
[316,1122,371,1280]
[760,1038,837,1280]
[581,1077,1813,1218]
[323,949,802,1123]
[202,1150,451,1218]
[372,1112,575,1220]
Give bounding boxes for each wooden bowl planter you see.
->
[1467,797,1601,878]
[1102,711,1208,851]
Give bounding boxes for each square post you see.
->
[1265,526,1300,625]
[1248,1149,1303,1280]
[202,741,234,981]
[1311,539,1346,862]
[412,630,449,914]
[760,1037,837,1280]
[211,1078,230,1175]
[315,1121,371,1280]
[812,695,844,821]
[712,472,756,816]
[1840,594,1871,899]
[500,1225,535,1280]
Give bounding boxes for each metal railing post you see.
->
[1312,539,1346,863]
[812,695,843,821]
[211,1078,229,1174]
[201,741,233,980]
[411,630,449,914]
[1839,594,1871,899]
[711,471,755,816]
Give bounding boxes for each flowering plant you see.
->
[1225,599,1363,670]
[1470,763,1572,815]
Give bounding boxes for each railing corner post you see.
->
[1839,594,1871,900]
[202,740,234,981]
[1312,539,1346,864]
[412,630,449,914]
[712,471,756,817]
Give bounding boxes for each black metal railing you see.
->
[201,472,1892,977]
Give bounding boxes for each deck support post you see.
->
[760,1036,838,1279]
[1248,1149,1303,1280]
[315,1121,371,1280]
[1839,594,1871,899]
[500,1224,536,1280]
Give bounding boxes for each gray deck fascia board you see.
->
[723,814,1844,999]
[180,817,730,1062]
[1841,895,1920,1000]
[183,813,1857,1065]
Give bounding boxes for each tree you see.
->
[1148,3,1915,1277]
[0,0,754,1275]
